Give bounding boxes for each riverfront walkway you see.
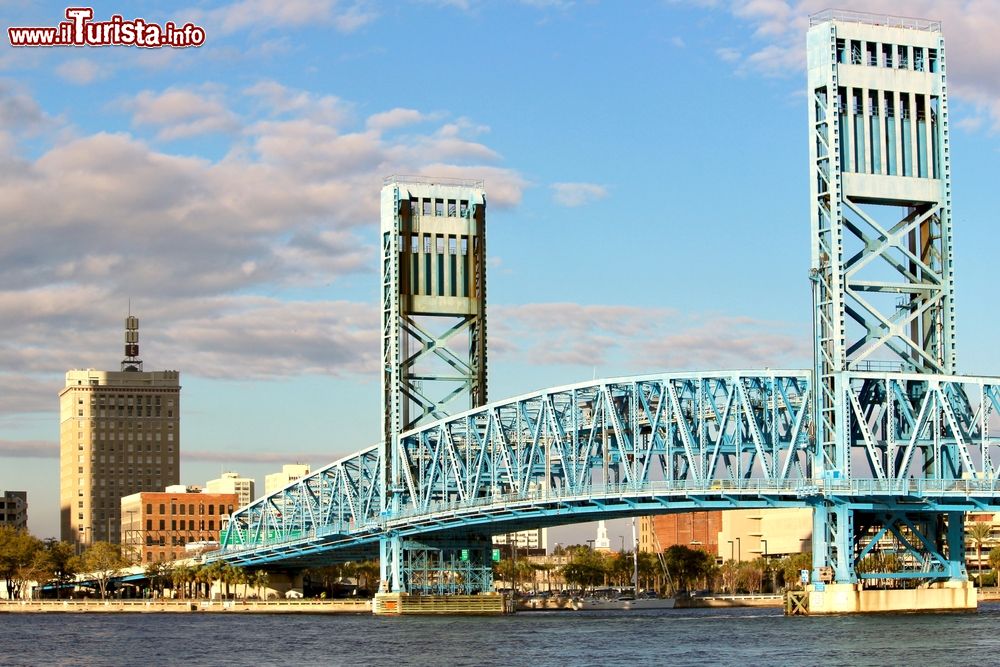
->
[0,599,371,613]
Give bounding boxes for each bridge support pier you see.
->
[808,503,974,613]
[797,581,976,615]
[379,535,495,596]
[373,592,513,615]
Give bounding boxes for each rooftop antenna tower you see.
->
[122,311,142,372]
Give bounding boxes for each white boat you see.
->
[573,595,676,611]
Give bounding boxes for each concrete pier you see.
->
[373,592,513,615]
[787,582,977,615]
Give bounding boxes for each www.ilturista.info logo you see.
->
[8,7,206,48]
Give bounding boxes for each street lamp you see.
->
[727,540,734,561]
[760,539,768,559]
[735,537,741,562]
[620,535,625,553]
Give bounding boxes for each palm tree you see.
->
[220,563,238,599]
[171,564,192,599]
[201,561,223,599]
[252,569,270,600]
[968,522,993,585]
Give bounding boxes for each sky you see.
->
[2,0,1000,546]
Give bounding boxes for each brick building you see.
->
[639,511,722,556]
[121,485,237,564]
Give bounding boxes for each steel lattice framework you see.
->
[214,11,1000,594]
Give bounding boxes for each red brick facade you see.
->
[121,490,238,563]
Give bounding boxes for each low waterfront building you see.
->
[121,485,238,564]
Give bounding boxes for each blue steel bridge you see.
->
[216,11,1000,598]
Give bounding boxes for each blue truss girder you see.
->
[214,369,1000,575]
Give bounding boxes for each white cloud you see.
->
[550,182,608,207]
[55,59,109,85]
[0,84,530,412]
[245,80,351,126]
[126,87,240,140]
[492,303,810,370]
[716,47,741,63]
[695,0,1000,128]
[366,108,428,131]
[195,0,377,35]
[0,81,53,131]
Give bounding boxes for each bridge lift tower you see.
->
[807,10,974,597]
[379,176,492,594]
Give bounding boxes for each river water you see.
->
[3,604,998,666]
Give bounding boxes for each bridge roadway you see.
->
[215,368,1000,569]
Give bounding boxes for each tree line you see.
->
[495,544,814,596]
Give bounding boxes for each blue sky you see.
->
[2,0,999,544]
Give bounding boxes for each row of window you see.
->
[79,408,172,418]
[79,455,171,464]
[144,534,218,547]
[78,467,168,476]
[145,502,233,516]
[410,197,470,218]
[81,394,174,407]
[836,39,938,73]
[142,519,218,532]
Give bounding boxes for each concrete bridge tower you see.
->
[379,176,490,594]
[807,10,970,600]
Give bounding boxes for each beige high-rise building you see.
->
[205,472,255,508]
[264,464,311,495]
[59,316,180,547]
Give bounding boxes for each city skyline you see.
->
[3,1,1000,542]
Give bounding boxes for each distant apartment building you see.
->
[641,509,812,562]
[59,316,180,546]
[205,472,255,508]
[264,464,311,495]
[493,527,548,553]
[717,508,812,561]
[121,485,238,564]
[0,491,27,530]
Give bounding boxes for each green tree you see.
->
[251,569,270,599]
[353,560,380,593]
[220,563,239,599]
[777,552,812,591]
[144,561,170,597]
[78,541,127,599]
[559,547,608,592]
[0,527,44,599]
[662,545,715,594]
[42,539,77,599]
[736,559,766,594]
[988,546,1000,579]
[968,522,993,585]
[171,563,195,599]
